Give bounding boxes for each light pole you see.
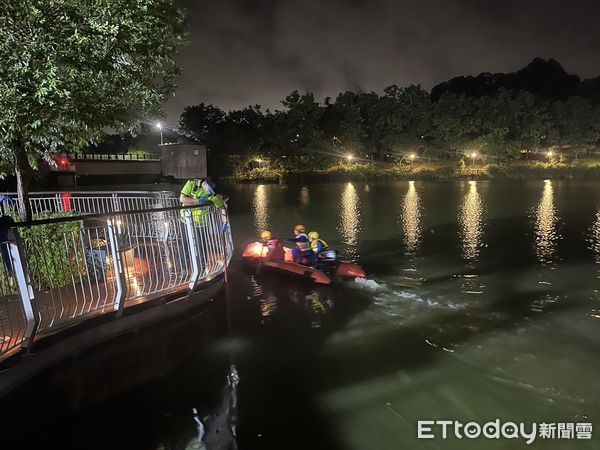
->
[410,153,416,163]
[156,122,163,146]
[547,150,553,162]
[346,154,354,162]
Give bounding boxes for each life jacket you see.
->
[266,239,285,262]
[310,238,329,253]
[295,233,310,251]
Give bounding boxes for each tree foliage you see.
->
[180,84,600,173]
[0,0,187,219]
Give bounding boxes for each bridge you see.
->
[0,191,232,394]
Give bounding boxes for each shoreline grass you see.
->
[225,160,600,184]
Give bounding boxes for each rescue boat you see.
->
[241,241,366,285]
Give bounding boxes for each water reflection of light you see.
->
[306,291,332,328]
[459,181,484,261]
[249,275,278,324]
[260,295,278,320]
[592,210,600,262]
[300,186,310,207]
[534,180,558,264]
[401,181,422,255]
[591,210,600,282]
[338,183,361,261]
[253,184,269,234]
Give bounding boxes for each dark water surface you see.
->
[2,180,600,449]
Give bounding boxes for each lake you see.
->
[1,180,600,450]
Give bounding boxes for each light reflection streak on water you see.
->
[248,275,278,324]
[300,186,310,207]
[401,181,422,255]
[534,180,558,264]
[459,181,484,261]
[253,184,269,235]
[338,183,361,262]
[305,291,332,328]
[591,210,600,263]
[591,210,600,283]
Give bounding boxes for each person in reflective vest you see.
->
[179,177,224,223]
[308,231,328,267]
[287,224,311,264]
[308,231,328,254]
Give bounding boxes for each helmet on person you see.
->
[202,177,217,196]
[261,230,272,240]
[308,231,319,240]
[294,224,306,233]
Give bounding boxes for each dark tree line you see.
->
[178,85,600,170]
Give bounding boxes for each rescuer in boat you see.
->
[260,230,285,262]
[179,177,225,222]
[287,224,312,264]
[308,231,329,267]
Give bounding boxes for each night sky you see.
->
[166,0,600,123]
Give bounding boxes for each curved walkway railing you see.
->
[0,197,233,363]
[2,191,180,216]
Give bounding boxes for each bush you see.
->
[13,212,86,291]
[233,167,283,183]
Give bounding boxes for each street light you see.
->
[547,150,553,161]
[471,151,478,166]
[156,122,163,145]
[346,154,354,161]
[410,153,416,162]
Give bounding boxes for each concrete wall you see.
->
[73,160,162,176]
[160,144,207,180]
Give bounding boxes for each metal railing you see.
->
[59,153,160,161]
[2,191,179,217]
[0,203,233,362]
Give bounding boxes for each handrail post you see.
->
[107,218,128,316]
[8,230,39,351]
[111,193,120,213]
[184,209,200,292]
[220,206,234,265]
[55,193,62,213]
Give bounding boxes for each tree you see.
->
[429,93,480,158]
[222,105,265,155]
[553,97,600,158]
[380,85,431,160]
[0,0,187,220]
[179,103,226,151]
[277,91,325,165]
[323,91,367,156]
[477,90,554,162]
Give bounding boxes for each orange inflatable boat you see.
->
[241,241,366,285]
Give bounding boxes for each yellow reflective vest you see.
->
[310,238,329,253]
